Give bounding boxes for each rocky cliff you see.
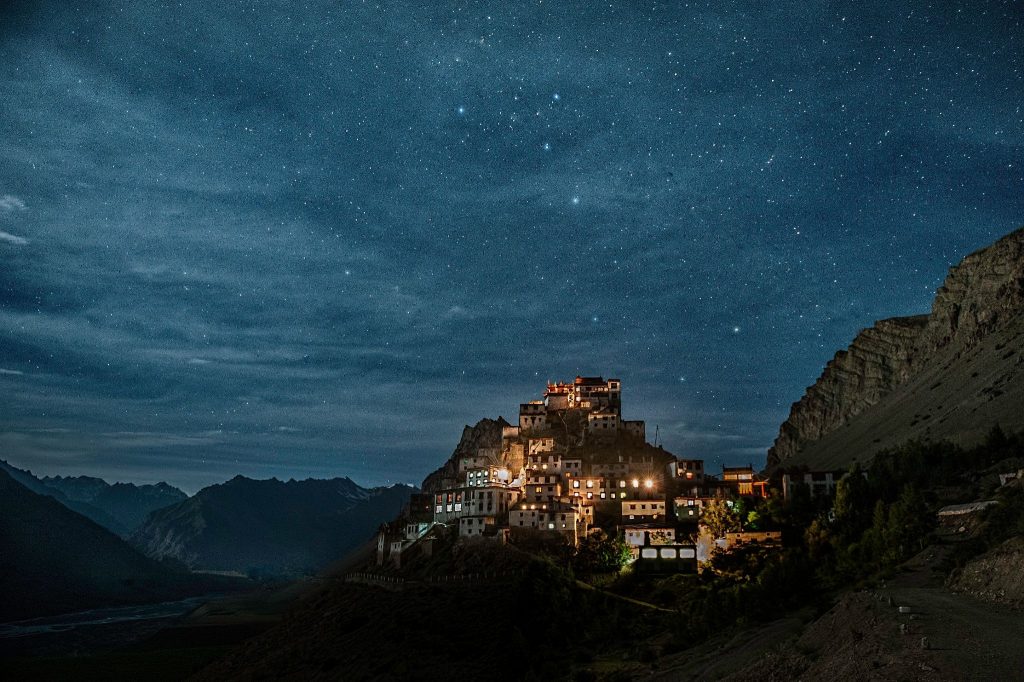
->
[420,417,509,492]
[768,226,1024,469]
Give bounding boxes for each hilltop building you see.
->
[378,375,785,571]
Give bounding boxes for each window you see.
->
[660,548,678,559]
[573,480,580,489]
[586,480,594,488]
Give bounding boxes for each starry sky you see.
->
[1,1,1022,493]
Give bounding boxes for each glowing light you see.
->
[644,479,654,489]
[631,478,640,488]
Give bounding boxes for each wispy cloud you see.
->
[0,368,25,375]
[0,230,28,245]
[0,195,26,211]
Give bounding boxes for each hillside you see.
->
[131,476,415,577]
[0,469,231,622]
[769,227,1024,470]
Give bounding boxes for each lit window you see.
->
[573,480,580,489]
[644,479,653,489]
[632,479,639,488]
[619,480,626,488]
[586,480,594,489]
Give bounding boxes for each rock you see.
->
[767,315,926,466]
[420,417,509,492]
[768,227,1024,469]
[948,536,1024,608]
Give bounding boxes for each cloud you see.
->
[0,195,26,211]
[0,368,25,375]
[0,230,28,245]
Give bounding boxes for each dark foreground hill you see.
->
[769,227,1024,471]
[0,459,187,536]
[0,469,236,622]
[195,556,665,681]
[131,476,415,577]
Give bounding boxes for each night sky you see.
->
[1,1,1022,492]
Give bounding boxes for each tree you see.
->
[573,529,631,573]
[833,463,872,538]
[702,499,743,538]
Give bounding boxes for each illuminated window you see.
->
[632,479,639,488]
[660,548,678,559]
[619,480,626,488]
[586,480,594,489]
[573,480,580,489]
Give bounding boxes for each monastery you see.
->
[379,376,791,572]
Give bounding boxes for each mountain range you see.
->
[0,460,186,537]
[0,468,233,622]
[131,475,416,577]
[769,226,1024,471]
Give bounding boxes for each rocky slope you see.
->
[131,476,415,577]
[769,227,1024,470]
[948,535,1024,609]
[420,417,509,492]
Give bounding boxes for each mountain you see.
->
[769,226,1024,470]
[44,476,188,531]
[0,460,128,535]
[0,460,187,536]
[131,476,415,577]
[0,469,234,622]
